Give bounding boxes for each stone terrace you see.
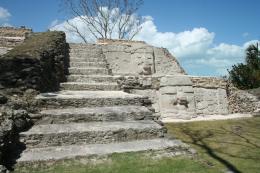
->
[17,43,191,165]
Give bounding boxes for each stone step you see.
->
[69,62,107,68]
[69,44,100,49]
[37,106,154,124]
[17,138,190,164]
[69,54,103,59]
[69,51,103,55]
[69,57,105,63]
[20,121,166,148]
[69,49,101,53]
[36,90,151,108]
[69,67,109,75]
[67,75,119,83]
[60,82,119,91]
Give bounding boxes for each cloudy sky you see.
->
[1,0,259,76]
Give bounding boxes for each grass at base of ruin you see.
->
[14,117,260,173]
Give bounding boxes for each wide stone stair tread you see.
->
[20,121,165,148]
[21,120,161,134]
[69,57,105,62]
[69,55,103,59]
[36,90,146,100]
[36,90,150,108]
[17,138,189,163]
[69,43,100,48]
[69,62,107,68]
[60,82,119,91]
[69,67,109,75]
[38,105,154,124]
[69,49,101,53]
[67,75,119,83]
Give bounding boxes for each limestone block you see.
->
[160,75,193,87]
[158,85,196,120]
[159,86,177,95]
[193,88,228,115]
[130,89,160,113]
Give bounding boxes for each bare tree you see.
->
[61,0,144,42]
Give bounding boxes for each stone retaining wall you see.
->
[100,41,230,120]
[227,84,260,113]
[0,27,32,48]
[190,76,227,89]
[116,75,230,120]
[189,76,229,115]
[0,31,69,92]
[0,31,69,171]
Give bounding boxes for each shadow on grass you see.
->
[179,126,242,173]
[173,118,260,173]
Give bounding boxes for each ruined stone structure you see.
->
[0,27,32,55]
[1,35,255,169]
[17,43,192,165]
[96,39,229,121]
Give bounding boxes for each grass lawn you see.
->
[15,117,260,173]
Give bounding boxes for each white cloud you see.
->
[0,6,11,21]
[51,15,259,76]
[135,17,258,76]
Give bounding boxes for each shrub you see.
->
[229,44,260,89]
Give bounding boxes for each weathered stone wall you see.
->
[227,83,260,113]
[190,76,229,115]
[190,76,226,89]
[99,39,185,76]
[0,27,32,48]
[159,75,196,120]
[0,31,69,92]
[117,75,229,120]
[100,40,230,120]
[0,31,69,171]
[0,27,32,37]
[0,47,11,56]
[193,88,229,115]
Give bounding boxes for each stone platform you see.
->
[17,43,192,164]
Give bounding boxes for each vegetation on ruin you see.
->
[15,117,260,173]
[229,43,260,89]
[1,31,66,59]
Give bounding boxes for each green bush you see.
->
[229,44,260,89]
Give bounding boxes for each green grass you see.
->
[14,117,260,173]
[166,117,260,173]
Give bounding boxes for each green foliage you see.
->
[229,43,260,89]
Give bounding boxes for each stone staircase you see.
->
[17,44,190,165]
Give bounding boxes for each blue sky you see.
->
[0,0,259,76]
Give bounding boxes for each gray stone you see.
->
[0,94,7,104]
[60,82,119,91]
[67,75,119,83]
[160,75,193,87]
[0,165,7,173]
[69,62,107,68]
[38,106,154,124]
[20,120,166,148]
[17,138,190,164]
[69,67,109,75]
[36,90,150,108]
